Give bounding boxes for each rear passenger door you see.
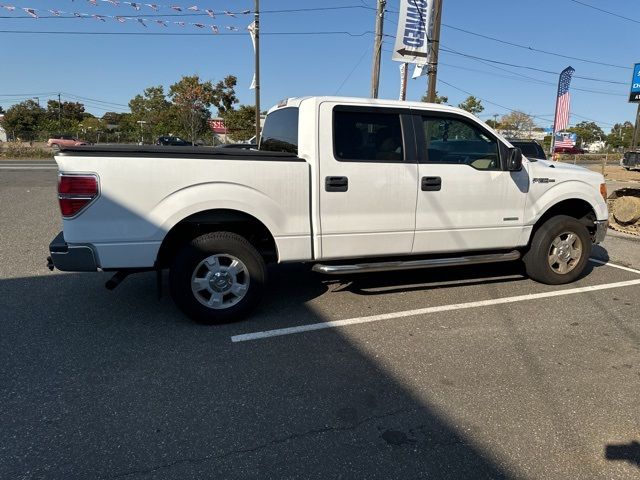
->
[318,104,419,260]
[412,112,528,254]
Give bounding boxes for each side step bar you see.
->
[312,250,521,275]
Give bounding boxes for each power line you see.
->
[436,46,627,85]
[567,0,640,25]
[436,60,625,97]
[61,93,129,108]
[438,78,615,127]
[336,45,371,95]
[0,5,378,20]
[0,29,374,37]
[441,23,631,70]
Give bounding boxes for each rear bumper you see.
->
[47,231,98,272]
[593,220,608,244]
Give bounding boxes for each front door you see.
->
[318,103,419,259]
[412,112,529,254]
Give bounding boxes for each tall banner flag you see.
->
[399,63,408,100]
[248,21,257,89]
[629,62,640,103]
[551,66,575,155]
[412,63,427,79]
[392,0,434,64]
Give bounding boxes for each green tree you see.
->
[500,111,535,136]
[0,106,5,114]
[40,100,86,137]
[607,121,634,150]
[128,86,179,141]
[212,75,239,115]
[2,99,46,141]
[169,75,215,144]
[222,105,256,142]
[485,119,500,129]
[457,95,484,115]
[79,116,107,143]
[421,91,448,104]
[567,121,604,146]
[46,100,86,122]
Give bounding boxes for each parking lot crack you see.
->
[107,406,419,479]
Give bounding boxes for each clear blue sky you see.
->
[1,0,637,132]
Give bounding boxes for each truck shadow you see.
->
[0,269,517,479]
[0,245,616,479]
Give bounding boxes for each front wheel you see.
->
[523,215,592,285]
[169,232,267,325]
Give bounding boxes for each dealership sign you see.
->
[630,63,640,103]
[209,119,227,134]
[392,0,434,64]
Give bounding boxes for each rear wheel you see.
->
[169,232,267,324]
[51,144,61,152]
[523,215,592,285]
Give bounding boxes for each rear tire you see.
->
[523,215,592,285]
[169,232,267,325]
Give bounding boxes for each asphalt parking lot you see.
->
[1,167,640,479]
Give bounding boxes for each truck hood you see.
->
[528,158,604,187]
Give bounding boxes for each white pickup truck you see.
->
[48,96,609,324]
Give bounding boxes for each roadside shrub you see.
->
[0,142,53,159]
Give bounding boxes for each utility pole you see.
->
[632,103,640,150]
[426,0,443,102]
[254,0,261,144]
[370,0,386,98]
[58,93,62,130]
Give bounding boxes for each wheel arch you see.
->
[156,208,279,268]
[530,197,598,243]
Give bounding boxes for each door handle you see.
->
[325,176,348,192]
[421,176,442,191]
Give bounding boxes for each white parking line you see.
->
[590,258,640,275]
[231,259,640,343]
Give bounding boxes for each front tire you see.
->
[523,215,592,285]
[169,232,267,325]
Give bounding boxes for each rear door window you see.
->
[333,110,404,162]
[260,107,299,154]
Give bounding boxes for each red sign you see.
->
[209,119,226,134]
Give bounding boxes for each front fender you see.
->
[526,180,608,224]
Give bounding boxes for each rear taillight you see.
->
[58,174,99,218]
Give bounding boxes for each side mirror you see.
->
[507,147,523,171]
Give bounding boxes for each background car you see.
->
[155,136,192,146]
[215,143,257,150]
[507,139,547,161]
[554,145,586,155]
[47,135,88,151]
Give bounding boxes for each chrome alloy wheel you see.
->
[190,254,250,309]
[548,232,583,275]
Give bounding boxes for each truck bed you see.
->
[59,145,301,161]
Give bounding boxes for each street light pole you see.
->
[254,0,261,144]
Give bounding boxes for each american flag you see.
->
[555,134,575,148]
[553,67,575,132]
